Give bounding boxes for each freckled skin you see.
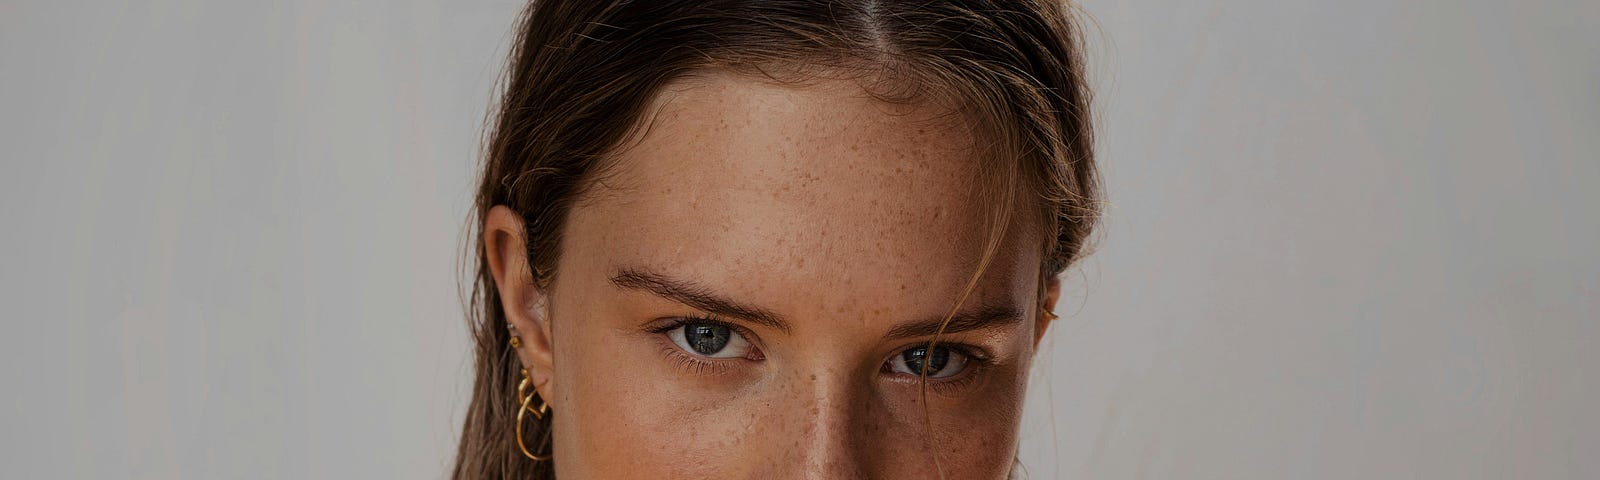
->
[493,71,1059,479]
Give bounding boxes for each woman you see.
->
[453,0,1099,478]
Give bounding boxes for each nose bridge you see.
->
[790,362,870,480]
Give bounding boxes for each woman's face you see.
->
[491,71,1059,479]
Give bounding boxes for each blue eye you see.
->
[888,344,970,378]
[667,321,753,358]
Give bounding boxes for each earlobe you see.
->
[484,205,559,405]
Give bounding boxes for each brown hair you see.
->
[453,1,1100,478]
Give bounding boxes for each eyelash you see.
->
[648,315,760,376]
[660,344,735,376]
[883,343,992,395]
[649,316,994,393]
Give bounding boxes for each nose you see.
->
[790,368,872,480]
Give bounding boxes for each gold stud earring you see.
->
[507,323,523,348]
[515,368,551,461]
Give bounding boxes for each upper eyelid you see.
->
[656,315,763,347]
[612,267,1024,341]
[893,340,992,363]
[611,267,793,333]
[649,314,732,332]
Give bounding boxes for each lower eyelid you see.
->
[931,362,986,392]
[884,355,991,393]
[912,367,986,396]
[658,342,734,376]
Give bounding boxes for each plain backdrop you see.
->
[2,0,1595,478]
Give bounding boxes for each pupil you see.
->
[685,323,730,355]
[904,346,950,374]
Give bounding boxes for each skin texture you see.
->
[485,70,1061,479]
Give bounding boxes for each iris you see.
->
[900,345,950,375]
[683,323,731,355]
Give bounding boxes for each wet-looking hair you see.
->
[454,1,1100,478]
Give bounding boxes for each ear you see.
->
[484,205,558,404]
[1034,274,1062,348]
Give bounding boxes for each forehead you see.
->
[563,71,1037,314]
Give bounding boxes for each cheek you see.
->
[553,311,771,477]
[557,359,1029,478]
[943,378,1030,476]
[879,366,1030,477]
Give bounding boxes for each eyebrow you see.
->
[609,267,794,333]
[608,266,1026,339]
[882,303,1025,340]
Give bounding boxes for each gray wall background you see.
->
[2,0,1594,478]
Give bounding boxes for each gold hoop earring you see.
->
[515,368,551,461]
